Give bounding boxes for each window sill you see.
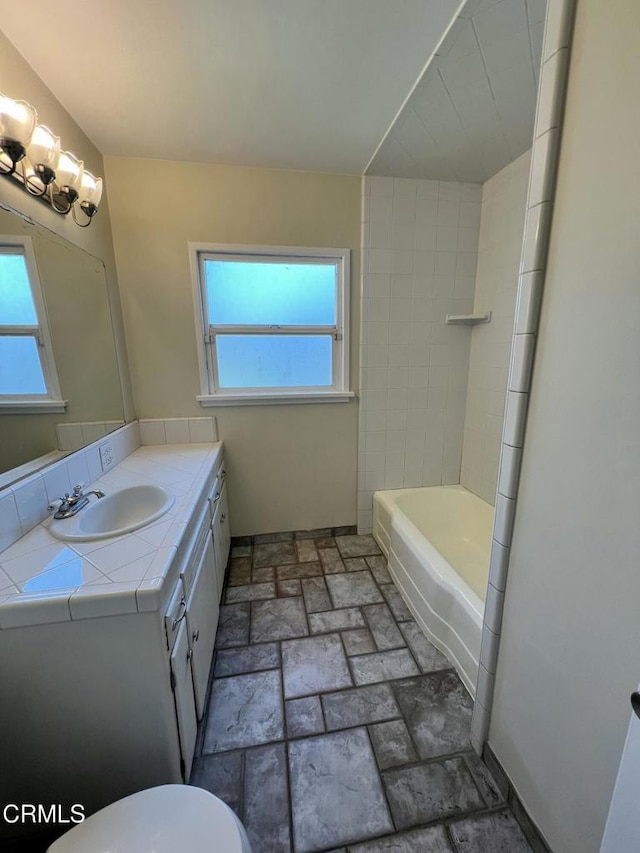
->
[0,399,67,414]
[197,391,355,407]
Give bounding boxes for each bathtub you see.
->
[373,485,493,695]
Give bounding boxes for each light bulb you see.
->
[27,125,60,170]
[0,94,37,145]
[56,151,83,191]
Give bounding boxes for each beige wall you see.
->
[460,151,530,504]
[105,157,361,535]
[489,3,640,852]
[0,31,134,426]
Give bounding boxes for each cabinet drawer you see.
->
[208,461,227,520]
[180,506,212,598]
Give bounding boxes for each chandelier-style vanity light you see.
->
[0,92,103,227]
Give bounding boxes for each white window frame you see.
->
[189,243,353,406]
[0,235,65,413]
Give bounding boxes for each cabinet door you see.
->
[212,482,231,599]
[170,618,197,781]
[186,534,219,719]
[218,482,231,570]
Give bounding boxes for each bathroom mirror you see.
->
[0,203,125,484]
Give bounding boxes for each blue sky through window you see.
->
[0,253,38,325]
[217,335,332,388]
[0,336,46,394]
[204,259,337,326]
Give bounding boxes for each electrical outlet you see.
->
[99,442,115,472]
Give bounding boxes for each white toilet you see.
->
[47,785,252,852]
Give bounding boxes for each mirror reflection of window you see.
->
[0,239,62,404]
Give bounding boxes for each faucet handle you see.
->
[72,483,85,496]
[47,499,64,513]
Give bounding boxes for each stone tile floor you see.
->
[191,530,533,853]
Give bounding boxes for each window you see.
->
[190,244,352,404]
[0,236,64,412]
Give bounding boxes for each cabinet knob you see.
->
[221,514,226,524]
[192,629,200,643]
[187,648,193,662]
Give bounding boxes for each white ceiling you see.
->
[0,0,462,175]
[367,0,546,182]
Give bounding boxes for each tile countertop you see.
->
[0,442,223,630]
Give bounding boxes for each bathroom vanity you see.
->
[0,441,230,829]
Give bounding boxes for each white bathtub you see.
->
[373,485,493,696]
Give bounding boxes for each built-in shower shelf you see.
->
[445,312,492,326]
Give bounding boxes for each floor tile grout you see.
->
[193,531,533,853]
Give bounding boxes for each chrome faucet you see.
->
[48,483,106,520]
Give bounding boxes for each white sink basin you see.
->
[50,485,175,542]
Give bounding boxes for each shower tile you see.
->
[508,334,536,393]
[503,392,528,447]
[494,494,516,547]
[393,671,473,760]
[484,583,505,635]
[497,444,522,499]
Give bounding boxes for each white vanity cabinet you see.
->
[0,446,231,841]
[211,470,231,600]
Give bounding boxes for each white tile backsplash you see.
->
[0,492,22,553]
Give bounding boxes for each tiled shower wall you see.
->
[460,152,531,504]
[358,176,482,532]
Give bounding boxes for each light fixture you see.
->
[0,94,37,174]
[74,171,103,226]
[25,124,60,194]
[0,92,103,226]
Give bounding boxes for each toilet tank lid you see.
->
[47,784,250,853]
